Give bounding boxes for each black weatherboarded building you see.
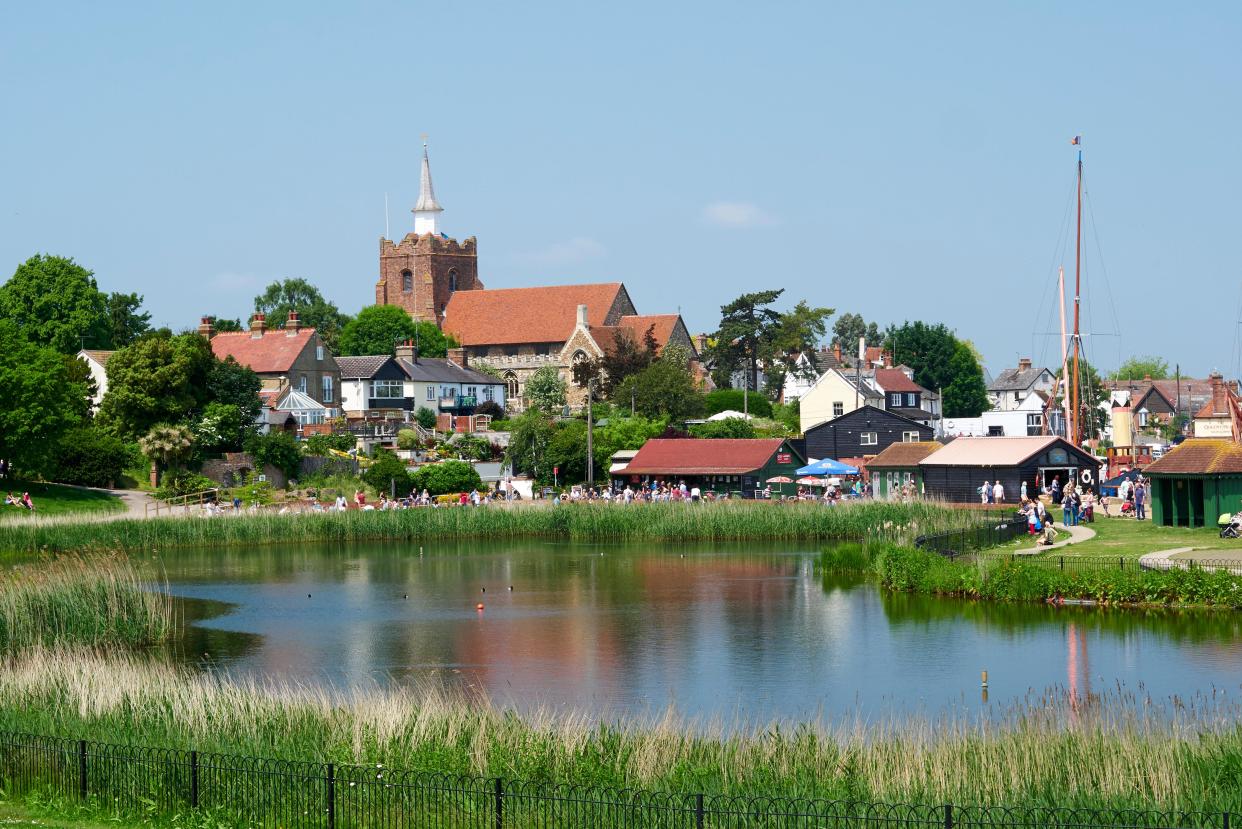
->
[804,405,933,461]
[919,436,1101,503]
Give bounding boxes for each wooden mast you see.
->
[1071,140,1083,445]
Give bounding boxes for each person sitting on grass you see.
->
[3,492,18,508]
[1039,520,1057,546]
[20,492,34,511]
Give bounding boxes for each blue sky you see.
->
[2,1,1238,376]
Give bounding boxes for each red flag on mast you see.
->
[1070,135,1081,146]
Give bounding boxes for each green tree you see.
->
[763,300,834,395]
[572,326,659,396]
[192,402,249,455]
[244,430,303,483]
[363,449,412,494]
[544,419,589,484]
[105,292,152,348]
[591,414,665,473]
[410,459,483,495]
[690,417,756,439]
[830,312,880,352]
[97,333,214,439]
[253,278,350,350]
[0,254,110,352]
[703,389,772,419]
[138,424,194,484]
[0,321,90,476]
[415,406,438,430]
[525,366,567,413]
[1111,355,1170,381]
[52,426,129,488]
[943,342,991,419]
[707,289,784,391]
[207,356,264,423]
[338,305,457,357]
[613,359,705,423]
[505,409,555,482]
[209,317,243,333]
[884,321,988,417]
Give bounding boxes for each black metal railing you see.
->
[915,514,1029,557]
[972,554,1242,576]
[0,730,1233,828]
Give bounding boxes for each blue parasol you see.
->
[797,458,859,476]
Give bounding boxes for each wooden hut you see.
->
[1144,438,1242,527]
[919,436,1101,503]
[867,441,943,499]
[617,438,805,498]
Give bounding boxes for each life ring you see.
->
[1080,469,1094,485]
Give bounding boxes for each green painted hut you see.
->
[1144,438,1242,527]
[867,441,943,500]
[617,438,806,498]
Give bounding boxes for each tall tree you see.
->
[572,326,658,396]
[338,306,456,357]
[613,358,705,422]
[105,291,152,347]
[884,321,988,417]
[0,321,89,476]
[525,366,567,413]
[830,312,880,352]
[762,300,834,395]
[708,289,785,391]
[0,254,110,352]
[206,356,264,423]
[1110,355,1170,381]
[253,278,350,350]
[96,333,215,439]
[505,409,556,482]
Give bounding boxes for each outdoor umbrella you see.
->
[797,458,859,476]
[797,476,828,486]
[765,476,793,484]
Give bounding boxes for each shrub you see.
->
[303,433,355,455]
[153,470,217,500]
[396,429,420,450]
[475,400,504,420]
[410,460,483,495]
[414,407,438,430]
[52,426,129,488]
[244,431,302,484]
[690,417,756,439]
[447,435,498,461]
[362,450,411,495]
[703,389,772,419]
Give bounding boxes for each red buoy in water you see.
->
[475,602,485,611]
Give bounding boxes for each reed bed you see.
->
[2,648,1241,811]
[0,501,983,556]
[0,555,173,649]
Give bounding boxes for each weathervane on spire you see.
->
[413,134,443,235]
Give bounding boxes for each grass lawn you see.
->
[1058,514,1239,558]
[0,482,124,521]
[0,803,118,828]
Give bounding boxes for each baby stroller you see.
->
[1220,512,1242,539]
[1120,500,1135,517]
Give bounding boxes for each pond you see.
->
[156,540,1242,723]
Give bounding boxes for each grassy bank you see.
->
[0,554,173,649]
[1058,516,1237,559]
[0,482,123,521]
[822,542,1242,607]
[0,501,983,556]
[1,648,1241,813]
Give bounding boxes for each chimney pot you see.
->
[447,347,467,368]
[1018,357,1032,371]
[198,316,215,339]
[286,311,301,335]
[395,339,418,362]
[250,313,267,337]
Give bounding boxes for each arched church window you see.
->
[448,269,458,292]
[401,270,413,292]
[572,350,588,365]
[504,371,519,399]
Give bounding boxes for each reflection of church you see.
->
[373,144,696,410]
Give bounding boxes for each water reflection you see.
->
[139,541,1242,722]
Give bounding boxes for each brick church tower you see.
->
[376,142,482,325]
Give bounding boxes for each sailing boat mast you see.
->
[1070,137,1083,445]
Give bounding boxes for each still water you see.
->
[155,540,1242,722]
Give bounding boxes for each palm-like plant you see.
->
[138,424,194,485]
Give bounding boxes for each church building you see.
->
[373,144,697,410]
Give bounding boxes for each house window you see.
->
[316,345,324,361]
[401,270,413,292]
[1026,413,1043,436]
[483,386,494,402]
[903,431,920,443]
[372,379,404,399]
[466,386,477,398]
[426,385,435,401]
[889,393,901,408]
[906,393,917,407]
[1013,391,1021,402]
[322,375,333,403]
[448,269,458,292]
[833,402,844,418]
[298,375,308,394]
[860,432,878,446]
[988,425,1005,436]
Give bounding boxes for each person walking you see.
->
[1134,481,1147,520]
[1020,480,1028,501]
[993,480,1005,504]
[1051,475,1062,505]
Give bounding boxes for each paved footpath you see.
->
[1012,521,1097,555]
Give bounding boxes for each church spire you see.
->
[412,139,443,235]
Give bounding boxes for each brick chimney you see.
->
[1210,371,1226,414]
[285,311,301,335]
[1018,357,1032,371]
[395,339,418,362]
[197,316,215,339]
[1143,373,1152,382]
[447,346,468,368]
[249,313,266,338]
[576,304,588,328]
[833,342,842,363]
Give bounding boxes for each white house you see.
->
[798,368,883,434]
[988,358,1056,412]
[337,343,506,419]
[76,349,115,411]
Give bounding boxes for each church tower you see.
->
[376,141,482,326]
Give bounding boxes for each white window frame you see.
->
[316,345,324,361]
[322,375,334,403]
[833,402,844,418]
[889,393,902,408]
[906,393,917,407]
[482,386,494,402]
[902,431,920,443]
[426,385,436,401]
[1026,413,1043,436]
[372,379,404,399]
[860,432,878,446]
[298,375,308,394]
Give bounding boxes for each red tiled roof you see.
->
[210,329,317,374]
[624,438,787,475]
[591,314,684,357]
[1145,439,1242,475]
[873,368,924,394]
[442,283,625,346]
